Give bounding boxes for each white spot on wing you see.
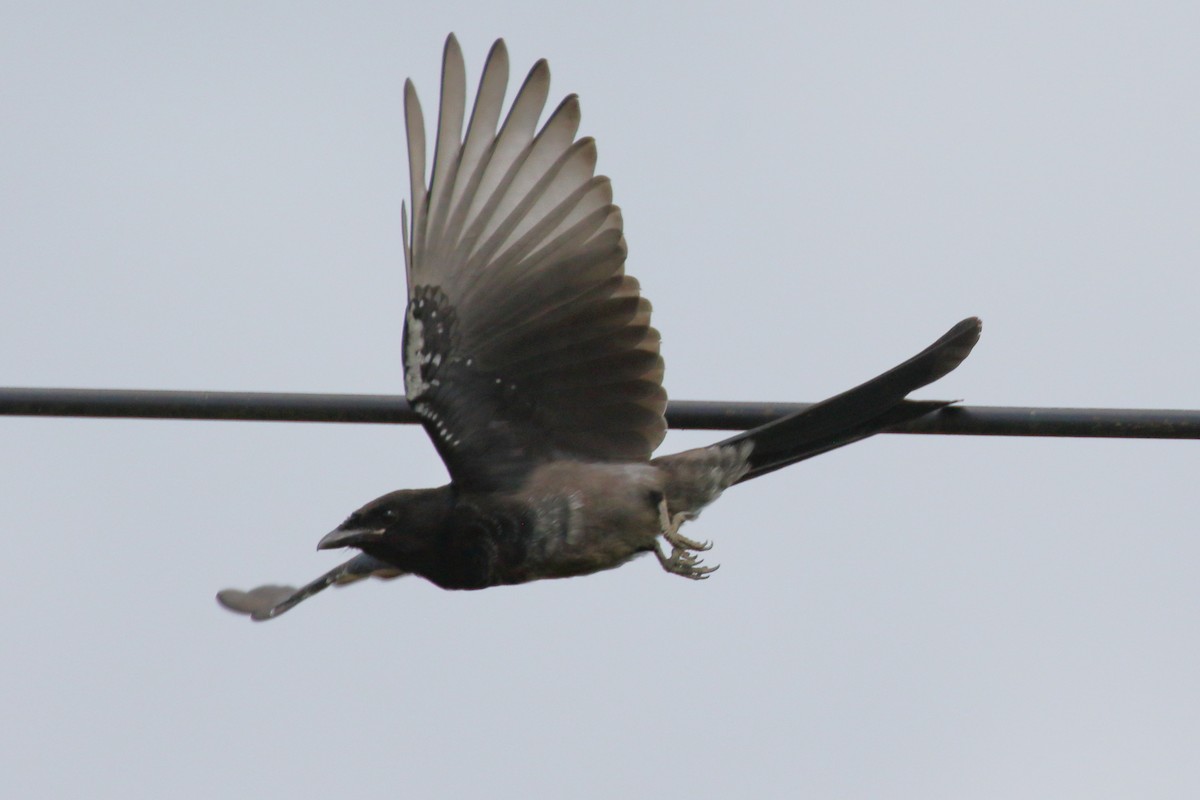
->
[404,306,431,399]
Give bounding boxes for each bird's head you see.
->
[317,487,452,568]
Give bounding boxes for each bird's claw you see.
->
[654,543,719,580]
[665,527,711,552]
[654,497,717,578]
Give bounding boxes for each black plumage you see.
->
[217,36,981,621]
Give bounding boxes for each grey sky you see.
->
[3,3,1199,798]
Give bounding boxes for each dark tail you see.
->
[720,316,981,483]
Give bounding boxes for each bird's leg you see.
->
[653,496,717,579]
[656,497,711,552]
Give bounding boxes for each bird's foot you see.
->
[653,542,719,580]
[656,500,710,551]
[654,497,717,578]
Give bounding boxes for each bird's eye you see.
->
[384,509,397,518]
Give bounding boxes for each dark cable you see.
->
[2,387,1199,439]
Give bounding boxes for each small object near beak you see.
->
[317,526,384,551]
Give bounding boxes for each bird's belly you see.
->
[515,460,664,580]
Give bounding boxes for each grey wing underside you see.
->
[401,36,667,492]
[216,555,405,621]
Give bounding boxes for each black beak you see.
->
[317,525,384,551]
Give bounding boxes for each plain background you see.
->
[3,3,1199,798]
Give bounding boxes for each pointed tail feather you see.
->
[722,317,981,482]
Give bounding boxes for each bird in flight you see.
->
[218,35,980,621]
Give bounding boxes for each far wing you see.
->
[401,36,667,491]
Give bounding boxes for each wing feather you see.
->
[460,59,552,267]
[401,37,667,490]
[433,40,509,269]
[403,79,427,281]
[421,36,467,269]
[463,97,583,274]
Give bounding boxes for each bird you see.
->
[217,34,981,621]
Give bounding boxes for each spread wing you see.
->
[401,36,667,491]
